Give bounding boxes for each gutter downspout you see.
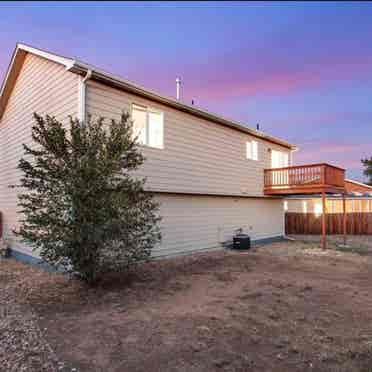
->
[78,69,92,123]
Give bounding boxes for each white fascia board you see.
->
[16,43,74,68]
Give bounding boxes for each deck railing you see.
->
[264,163,345,194]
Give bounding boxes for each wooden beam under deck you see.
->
[264,185,345,196]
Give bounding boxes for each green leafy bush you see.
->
[14,113,161,283]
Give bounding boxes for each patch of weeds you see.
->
[301,285,313,292]
[214,358,230,368]
[268,312,280,321]
[295,239,370,256]
[335,244,370,256]
[238,291,263,300]
[298,241,321,250]
[214,271,236,282]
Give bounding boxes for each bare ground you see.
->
[289,234,372,251]
[2,241,372,372]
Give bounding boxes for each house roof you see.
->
[345,178,372,190]
[286,193,372,199]
[0,43,297,150]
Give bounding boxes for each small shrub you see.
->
[13,113,161,283]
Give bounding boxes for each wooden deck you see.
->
[264,163,345,195]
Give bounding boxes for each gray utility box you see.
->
[232,234,251,250]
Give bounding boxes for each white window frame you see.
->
[271,149,289,168]
[246,140,258,161]
[131,103,164,149]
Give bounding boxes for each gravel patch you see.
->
[0,259,59,372]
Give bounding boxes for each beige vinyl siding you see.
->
[0,54,286,260]
[0,53,79,256]
[86,80,291,197]
[154,194,284,257]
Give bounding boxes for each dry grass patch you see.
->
[2,240,372,371]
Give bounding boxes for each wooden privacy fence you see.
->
[285,212,372,235]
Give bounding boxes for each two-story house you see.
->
[0,44,345,261]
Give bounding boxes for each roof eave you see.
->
[0,46,26,121]
[0,43,75,121]
[345,178,372,190]
[70,62,297,150]
[0,43,297,150]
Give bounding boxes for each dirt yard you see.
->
[2,241,372,372]
[289,234,372,251]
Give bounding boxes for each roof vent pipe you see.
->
[176,77,181,100]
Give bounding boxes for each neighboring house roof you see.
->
[285,179,372,199]
[345,179,372,193]
[0,43,297,150]
[286,194,372,200]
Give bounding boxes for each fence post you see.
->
[343,193,347,245]
[321,191,327,249]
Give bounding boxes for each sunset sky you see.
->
[1,2,371,180]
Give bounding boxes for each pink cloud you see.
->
[272,111,372,130]
[189,55,372,100]
[126,45,372,102]
[293,141,370,171]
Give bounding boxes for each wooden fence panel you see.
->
[285,213,372,235]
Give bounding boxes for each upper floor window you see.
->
[132,103,164,149]
[271,149,289,168]
[246,140,258,161]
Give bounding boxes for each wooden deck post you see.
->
[322,191,327,249]
[343,192,347,246]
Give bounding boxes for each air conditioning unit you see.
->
[232,233,251,250]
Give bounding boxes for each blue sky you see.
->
[1,2,371,180]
